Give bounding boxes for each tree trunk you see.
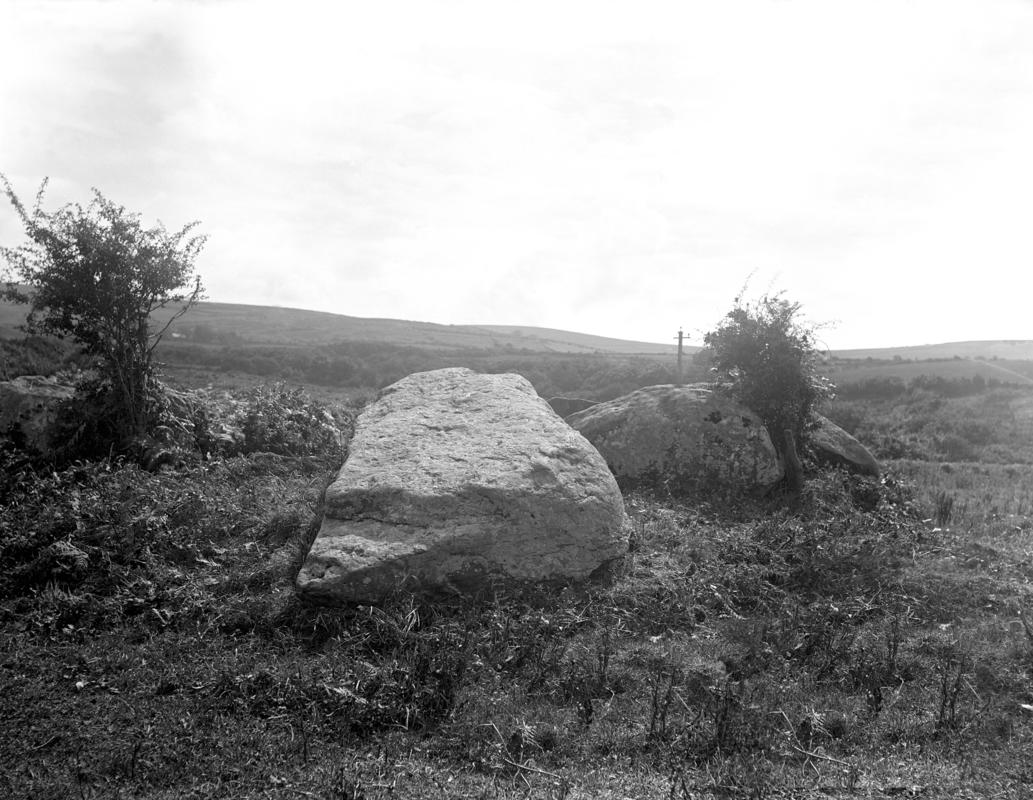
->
[783,427,804,495]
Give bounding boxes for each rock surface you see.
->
[566,384,784,494]
[809,415,881,477]
[297,368,628,604]
[0,375,75,456]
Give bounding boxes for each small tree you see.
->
[703,292,832,492]
[0,174,205,449]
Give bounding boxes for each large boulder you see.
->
[566,384,783,494]
[809,415,881,477]
[296,368,629,604]
[0,375,75,457]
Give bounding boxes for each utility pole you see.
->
[675,327,684,385]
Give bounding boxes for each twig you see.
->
[488,721,507,746]
[1019,609,1033,645]
[501,757,563,781]
[790,744,853,768]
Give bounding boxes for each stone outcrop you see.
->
[566,384,783,494]
[296,368,628,604]
[0,375,75,457]
[547,397,598,418]
[809,415,881,477]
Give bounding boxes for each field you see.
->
[823,387,1033,465]
[4,299,1033,798]
[825,359,1033,388]
[3,364,1033,799]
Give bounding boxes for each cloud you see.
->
[3,1,1033,348]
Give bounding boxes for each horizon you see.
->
[4,288,1032,353]
[3,2,1033,350]
[161,296,1033,353]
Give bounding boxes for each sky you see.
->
[2,1,1033,350]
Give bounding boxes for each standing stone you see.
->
[566,384,784,494]
[297,368,628,604]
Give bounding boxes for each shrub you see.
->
[239,383,351,459]
[1,175,205,451]
[703,292,833,491]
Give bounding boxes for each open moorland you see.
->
[3,305,1033,799]
[6,297,1033,402]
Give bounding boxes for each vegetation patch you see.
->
[4,407,1033,798]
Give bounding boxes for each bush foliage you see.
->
[704,293,832,447]
[1,175,205,451]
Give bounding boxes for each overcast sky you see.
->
[2,1,1033,349]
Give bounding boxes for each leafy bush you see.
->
[1,175,205,450]
[704,292,833,491]
[238,383,351,459]
[46,373,145,462]
[43,373,215,465]
[27,377,354,467]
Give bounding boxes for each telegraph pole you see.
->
[675,327,684,385]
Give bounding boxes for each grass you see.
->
[4,371,1033,798]
[4,448,1033,798]
[824,388,1033,465]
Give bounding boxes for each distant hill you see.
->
[824,341,1033,387]
[826,357,1033,387]
[0,297,680,355]
[160,303,682,353]
[830,341,1033,361]
[2,293,1031,364]
[471,325,679,355]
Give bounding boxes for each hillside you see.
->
[832,340,1033,361]
[6,295,1033,392]
[0,296,676,354]
[158,304,681,353]
[472,324,680,355]
[826,357,1033,387]
[6,293,1033,359]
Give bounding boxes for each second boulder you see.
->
[567,384,784,495]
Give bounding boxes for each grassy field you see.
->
[824,359,1033,388]
[823,388,1033,465]
[3,374,1033,798]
